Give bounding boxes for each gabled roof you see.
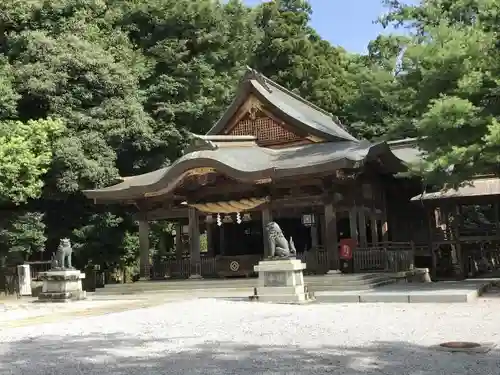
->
[411,177,500,201]
[207,67,359,142]
[83,136,406,202]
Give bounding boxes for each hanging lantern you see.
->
[223,215,233,224]
[242,213,251,222]
[236,212,242,224]
[301,213,315,227]
[216,213,222,226]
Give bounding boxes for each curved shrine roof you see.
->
[207,68,358,142]
[83,139,407,201]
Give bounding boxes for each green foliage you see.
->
[0,118,63,203]
[251,0,350,117]
[72,211,139,268]
[381,0,500,184]
[1,0,497,265]
[0,212,46,262]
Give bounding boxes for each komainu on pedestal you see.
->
[38,238,86,302]
[266,221,297,259]
[251,222,314,304]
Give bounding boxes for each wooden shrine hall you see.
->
[83,68,425,279]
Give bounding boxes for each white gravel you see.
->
[0,298,499,375]
[0,299,139,323]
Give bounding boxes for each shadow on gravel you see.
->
[0,333,499,375]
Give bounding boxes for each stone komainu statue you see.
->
[53,238,74,269]
[266,221,297,258]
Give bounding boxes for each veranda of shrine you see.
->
[84,68,500,281]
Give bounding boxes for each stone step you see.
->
[322,272,387,281]
[309,275,391,286]
[94,273,396,295]
[311,278,396,291]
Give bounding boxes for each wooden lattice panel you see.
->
[229,115,302,145]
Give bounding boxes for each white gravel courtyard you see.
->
[0,298,500,375]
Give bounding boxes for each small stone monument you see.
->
[17,264,32,296]
[251,222,314,304]
[38,238,86,302]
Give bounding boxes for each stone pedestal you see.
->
[38,269,86,302]
[252,259,314,304]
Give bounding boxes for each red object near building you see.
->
[339,238,356,260]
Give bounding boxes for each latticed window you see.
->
[230,115,301,145]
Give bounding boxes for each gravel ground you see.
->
[0,298,500,375]
[0,299,140,323]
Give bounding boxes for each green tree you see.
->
[251,0,351,117]
[0,118,63,203]
[382,0,500,185]
[0,212,47,263]
[341,34,416,140]
[121,0,259,162]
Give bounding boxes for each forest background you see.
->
[1,0,499,276]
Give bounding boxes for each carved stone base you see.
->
[252,259,314,304]
[38,270,86,302]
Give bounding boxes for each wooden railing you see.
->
[353,242,416,273]
[152,257,218,279]
[152,243,417,278]
[153,251,331,279]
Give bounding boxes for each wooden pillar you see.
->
[324,202,338,270]
[138,218,150,280]
[310,214,319,249]
[320,213,326,246]
[262,206,272,258]
[206,220,214,257]
[349,207,358,242]
[370,213,379,245]
[219,225,226,256]
[358,208,368,248]
[381,190,389,241]
[175,221,183,261]
[188,207,202,278]
[427,207,437,279]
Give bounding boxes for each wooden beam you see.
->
[145,208,190,220]
[270,195,325,209]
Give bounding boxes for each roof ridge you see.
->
[246,67,336,119]
[245,66,272,93]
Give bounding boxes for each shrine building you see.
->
[82,68,455,279]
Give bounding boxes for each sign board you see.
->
[339,238,356,260]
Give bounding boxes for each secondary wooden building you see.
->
[83,68,425,279]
